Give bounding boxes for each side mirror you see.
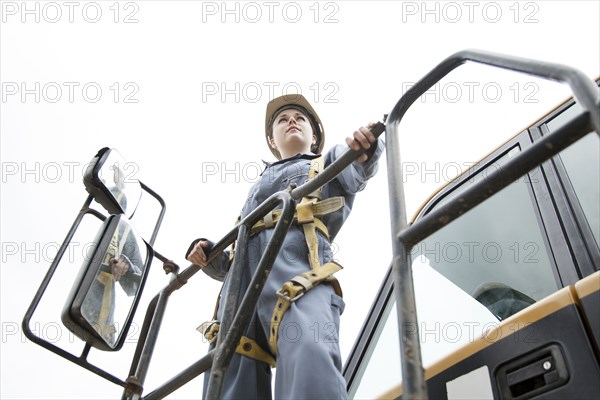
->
[84,147,142,218]
[61,214,152,351]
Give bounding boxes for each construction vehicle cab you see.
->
[22,50,599,399]
[344,79,600,399]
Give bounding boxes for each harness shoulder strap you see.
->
[268,154,346,354]
[306,155,324,200]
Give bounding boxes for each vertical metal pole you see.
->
[142,351,215,400]
[385,119,428,400]
[205,224,250,399]
[206,194,295,400]
[127,291,170,399]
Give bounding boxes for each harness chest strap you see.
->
[250,196,344,238]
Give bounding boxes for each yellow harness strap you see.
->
[267,154,346,354]
[103,223,131,264]
[198,320,221,342]
[250,197,344,239]
[297,198,321,270]
[197,321,276,368]
[97,271,116,339]
[305,154,324,199]
[268,261,343,354]
[236,336,277,368]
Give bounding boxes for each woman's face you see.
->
[270,108,316,159]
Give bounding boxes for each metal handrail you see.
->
[25,48,599,400]
[385,49,599,399]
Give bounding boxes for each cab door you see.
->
[344,96,600,399]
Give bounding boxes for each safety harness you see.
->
[199,155,345,367]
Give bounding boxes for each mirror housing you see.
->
[84,147,142,218]
[61,214,152,351]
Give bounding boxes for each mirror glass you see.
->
[69,214,149,349]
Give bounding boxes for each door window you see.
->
[349,146,560,398]
[548,103,600,248]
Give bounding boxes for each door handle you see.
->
[496,344,569,400]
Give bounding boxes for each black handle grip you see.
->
[370,121,386,137]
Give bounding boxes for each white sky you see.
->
[1,1,599,399]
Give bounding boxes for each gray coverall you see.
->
[194,141,383,399]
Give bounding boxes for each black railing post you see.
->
[205,223,250,399]
[385,115,427,399]
[205,192,295,400]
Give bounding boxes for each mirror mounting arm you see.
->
[151,248,180,275]
[162,260,179,275]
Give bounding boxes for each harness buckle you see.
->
[276,288,304,303]
[197,320,220,342]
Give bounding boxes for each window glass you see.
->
[350,150,560,397]
[416,151,558,317]
[349,295,399,400]
[548,103,599,248]
[350,258,500,399]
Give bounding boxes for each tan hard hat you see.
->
[265,94,325,159]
